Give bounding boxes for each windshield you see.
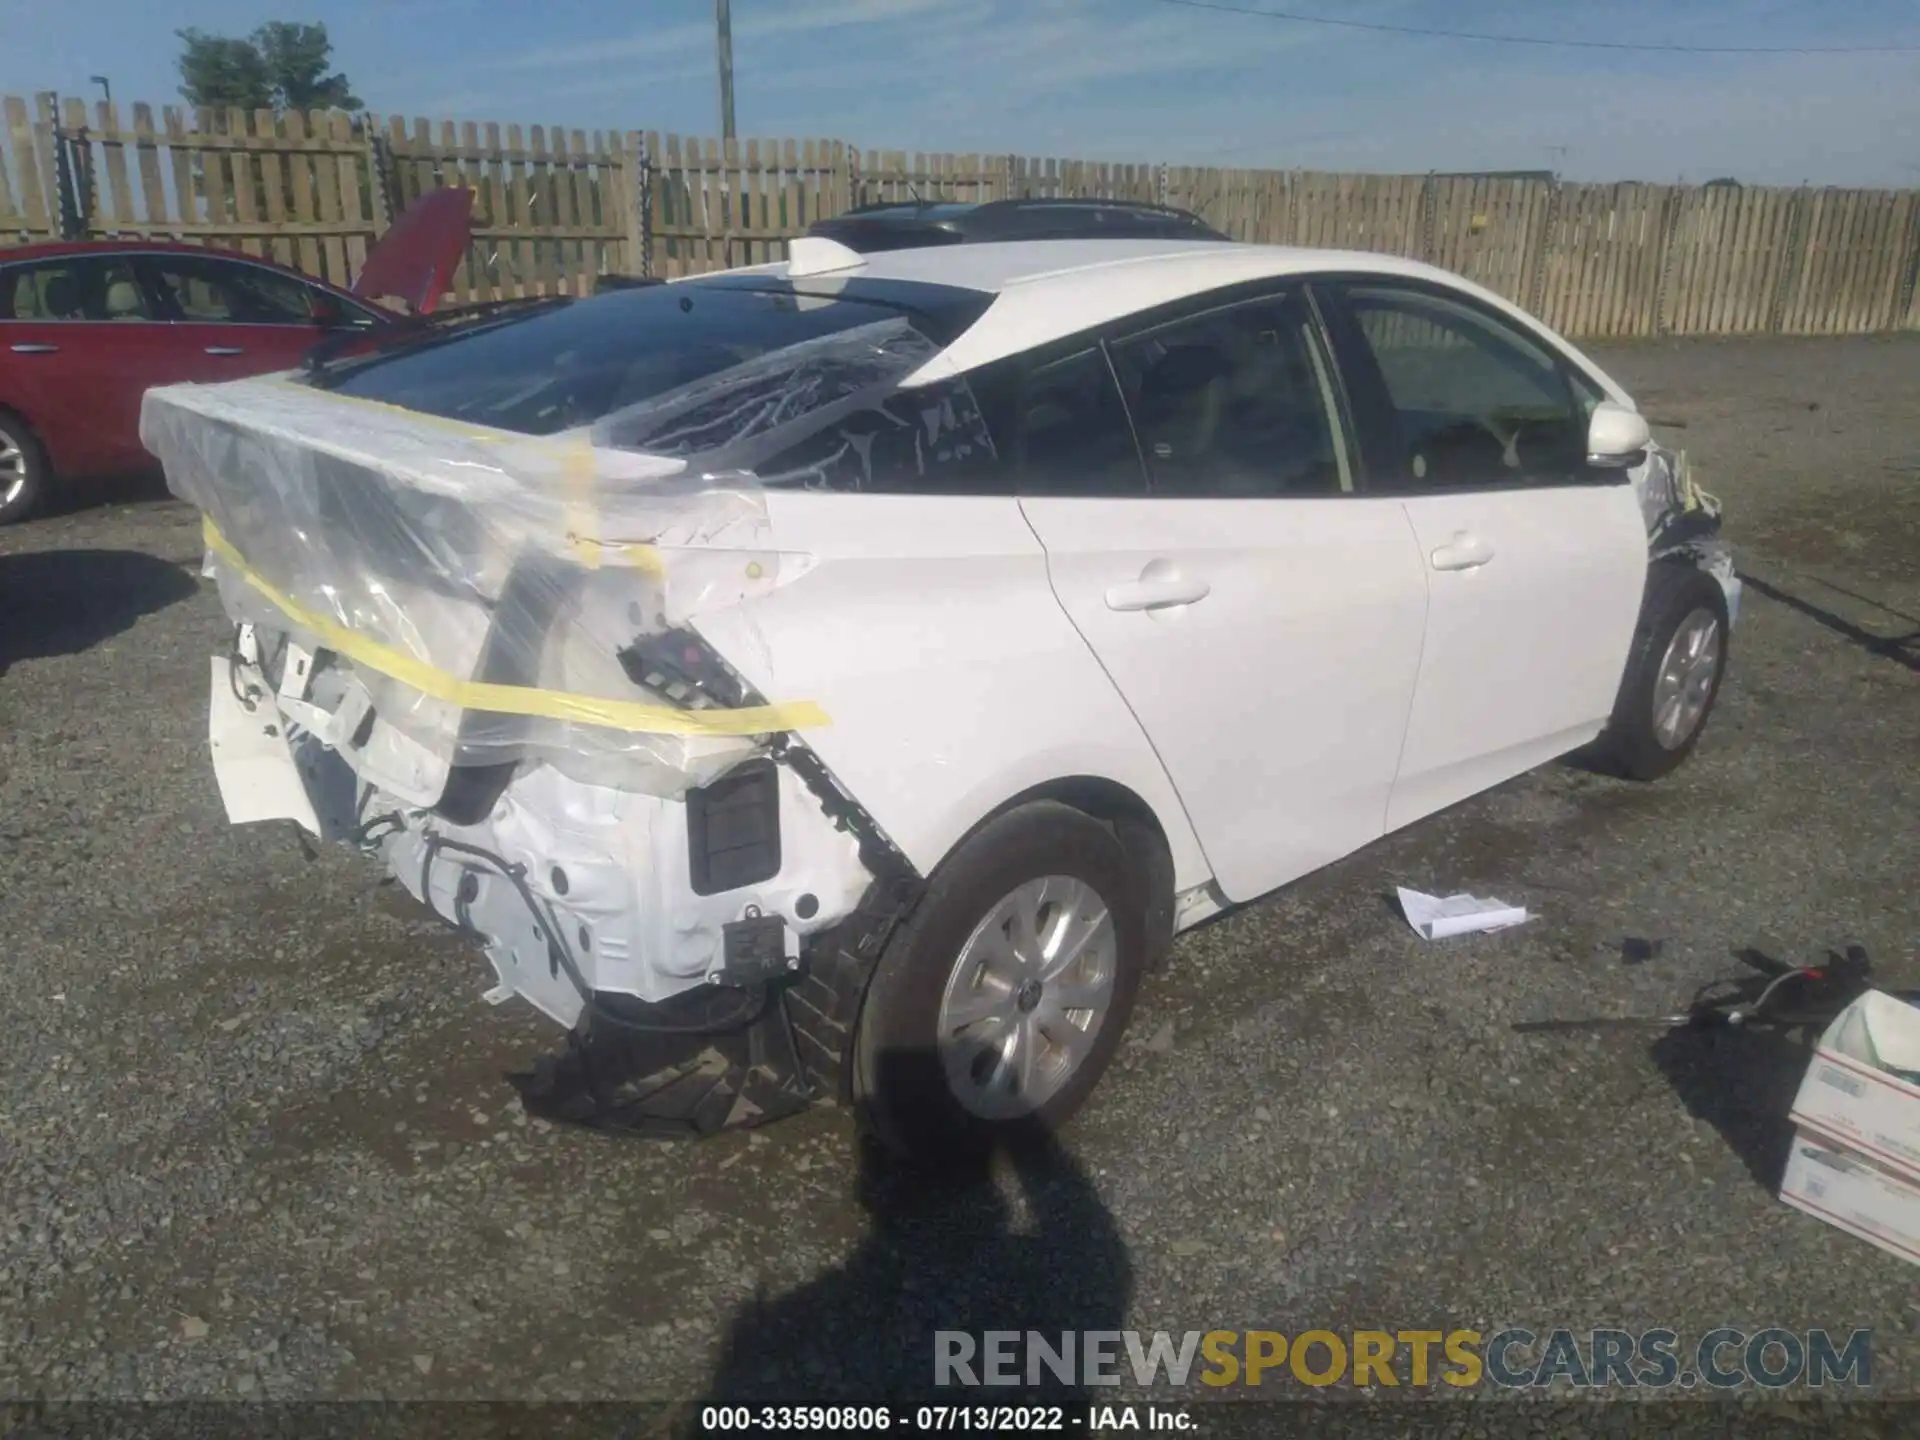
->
[320,283,945,437]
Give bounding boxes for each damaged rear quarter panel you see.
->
[691,490,1213,893]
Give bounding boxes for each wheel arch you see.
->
[951,773,1185,970]
[789,769,1193,1104]
[0,400,47,457]
[0,399,52,521]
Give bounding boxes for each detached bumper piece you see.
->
[513,983,819,1139]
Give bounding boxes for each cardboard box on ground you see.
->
[1780,991,1920,1266]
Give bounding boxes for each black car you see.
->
[805,197,1231,253]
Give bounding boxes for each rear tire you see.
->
[1595,560,1730,781]
[0,411,48,526]
[850,801,1147,1162]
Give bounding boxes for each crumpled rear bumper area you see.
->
[149,357,922,1135]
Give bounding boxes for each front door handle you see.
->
[1430,532,1494,571]
[1105,573,1212,612]
[9,343,58,354]
[204,346,245,356]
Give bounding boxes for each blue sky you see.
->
[5,0,1919,186]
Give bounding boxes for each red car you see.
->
[0,187,473,525]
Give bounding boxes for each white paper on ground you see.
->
[1396,886,1531,940]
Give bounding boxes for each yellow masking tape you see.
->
[561,435,605,570]
[564,535,669,578]
[201,518,826,737]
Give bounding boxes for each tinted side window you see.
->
[754,345,1144,497]
[1011,347,1146,496]
[754,374,1002,493]
[1569,367,1608,419]
[1342,283,1586,488]
[141,254,317,324]
[1108,292,1347,497]
[0,256,149,321]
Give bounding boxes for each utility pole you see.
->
[716,0,736,141]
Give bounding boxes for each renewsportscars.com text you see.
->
[935,1327,1873,1390]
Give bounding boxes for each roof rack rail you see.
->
[805,195,1231,253]
[839,199,950,216]
[970,197,1207,218]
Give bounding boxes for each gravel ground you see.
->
[1,335,1917,1426]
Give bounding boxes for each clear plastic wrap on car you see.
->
[138,317,952,797]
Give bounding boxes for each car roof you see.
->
[4,196,469,314]
[0,237,371,306]
[0,238,294,266]
[706,238,1594,387]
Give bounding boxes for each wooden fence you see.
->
[5,90,1920,335]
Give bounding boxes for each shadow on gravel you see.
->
[1646,945,1843,1195]
[693,1050,1131,1433]
[1650,1021,1811,1194]
[1741,571,1920,674]
[40,465,173,519]
[0,548,199,678]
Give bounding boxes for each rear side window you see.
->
[1108,291,1349,497]
[323,284,971,438]
[139,254,318,324]
[753,372,1001,493]
[1004,347,1146,496]
[0,256,149,321]
[759,343,1148,497]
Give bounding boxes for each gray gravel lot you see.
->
[1,335,1917,1421]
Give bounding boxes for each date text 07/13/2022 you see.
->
[699,1404,1191,1431]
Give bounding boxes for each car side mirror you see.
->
[1587,400,1651,468]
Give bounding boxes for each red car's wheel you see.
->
[0,410,48,526]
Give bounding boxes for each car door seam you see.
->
[1013,495,1216,883]
[1382,498,1434,835]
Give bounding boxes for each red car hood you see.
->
[351,187,474,315]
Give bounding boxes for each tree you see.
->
[176,21,362,114]
[175,30,273,112]
[254,22,362,111]
[174,20,364,242]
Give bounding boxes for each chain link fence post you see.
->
[1419,171,1438,264]
[637,131,654,278]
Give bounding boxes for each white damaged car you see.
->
[144,235,1739,1158]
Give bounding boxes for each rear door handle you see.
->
[204,346,245,356]
[9,343,58,354]
[1430,532,1494,571]
[1105,576,1212,612]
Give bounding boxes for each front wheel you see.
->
[0,412,48,526]
[1596,559,1731,781]
[850,801,1148,1161]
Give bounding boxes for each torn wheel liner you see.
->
[514,986,818,1138]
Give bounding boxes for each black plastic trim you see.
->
[686,757,783,897]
